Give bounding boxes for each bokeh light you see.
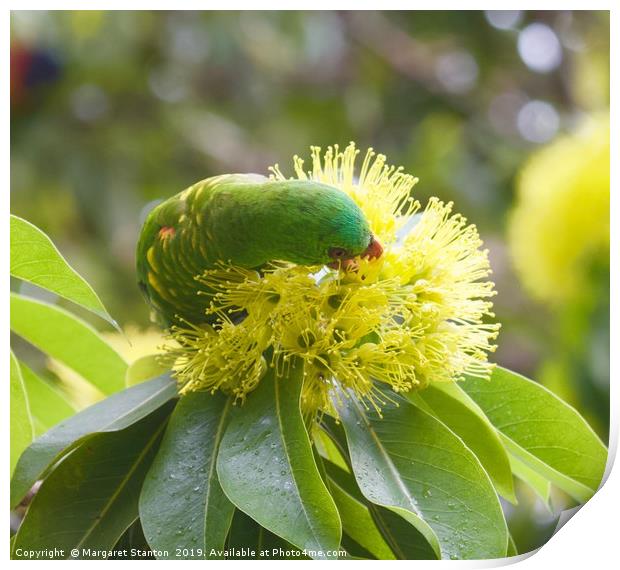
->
[518,22,563,73]
[484,10,523,30]
[435,50,479,94]
[517,100,560,143]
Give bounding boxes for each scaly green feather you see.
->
[136,174,374,326]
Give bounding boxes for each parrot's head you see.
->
[264,180,383,269]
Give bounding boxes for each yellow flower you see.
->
[508,114,610,304]
[48,324,167,407]
[170,143,499,416]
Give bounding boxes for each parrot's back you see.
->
[136,174,267,326]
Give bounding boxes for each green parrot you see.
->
[136,174,383,326]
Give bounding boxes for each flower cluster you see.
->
[170,143,499,416]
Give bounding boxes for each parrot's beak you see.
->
[362,235,383,260]
[327,236,383,272]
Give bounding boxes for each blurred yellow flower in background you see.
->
[508,114,609,304]
[101,324,166,363]
[48,324,166,407]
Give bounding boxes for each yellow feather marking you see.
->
[191,227,200,250]
[193,184,205,199]
[147,246,159,272]
[147,271,173,302]
[200,229,211,259]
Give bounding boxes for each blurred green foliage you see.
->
[10,10,610,555]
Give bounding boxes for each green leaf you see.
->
[217,361,342,559]
[10,215,117,327]
[317,415,351,468]
[19,360,76,435]
[140,391,235,559]
[507,533,518,557]
[371,505,439,560]
[313,427,349,471]
[10,293,127,395]
[320,418,438,560]
[12,404,173,559]
[324,463,395,560]
[461,367,607,502]
[10,374,177,508]
[10,352,34,475]
[414,382,516,503]
[126,354,170,387]
[339,391,508,560]
[112,520,153,559]
[225,509,307,559]
[339,535,375,560]
[509,454,551,507]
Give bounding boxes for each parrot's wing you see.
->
[136,174,269,327]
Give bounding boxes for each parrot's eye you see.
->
[328,247,349,259]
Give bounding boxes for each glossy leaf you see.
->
[225,509,307,560]
[313,427,349,471]
[12,404,173,559]
[324,463,394,560]
[217,361,341,559]
[140,391,235,559]
[320,420,437,560]
[371,505,440,560]
[10,293,127,395]
[339,535,375,559]
[461,367,607,502]
[126,354,170,387]
[10,352,34,475]
[509,453,551,507]
[415,381,516,502]
[112,520,153,559]
[339,392,508,560]
[19,360,76,435]
[10,215,117,327]
[317,415,350,468]
[10,374,177,508]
